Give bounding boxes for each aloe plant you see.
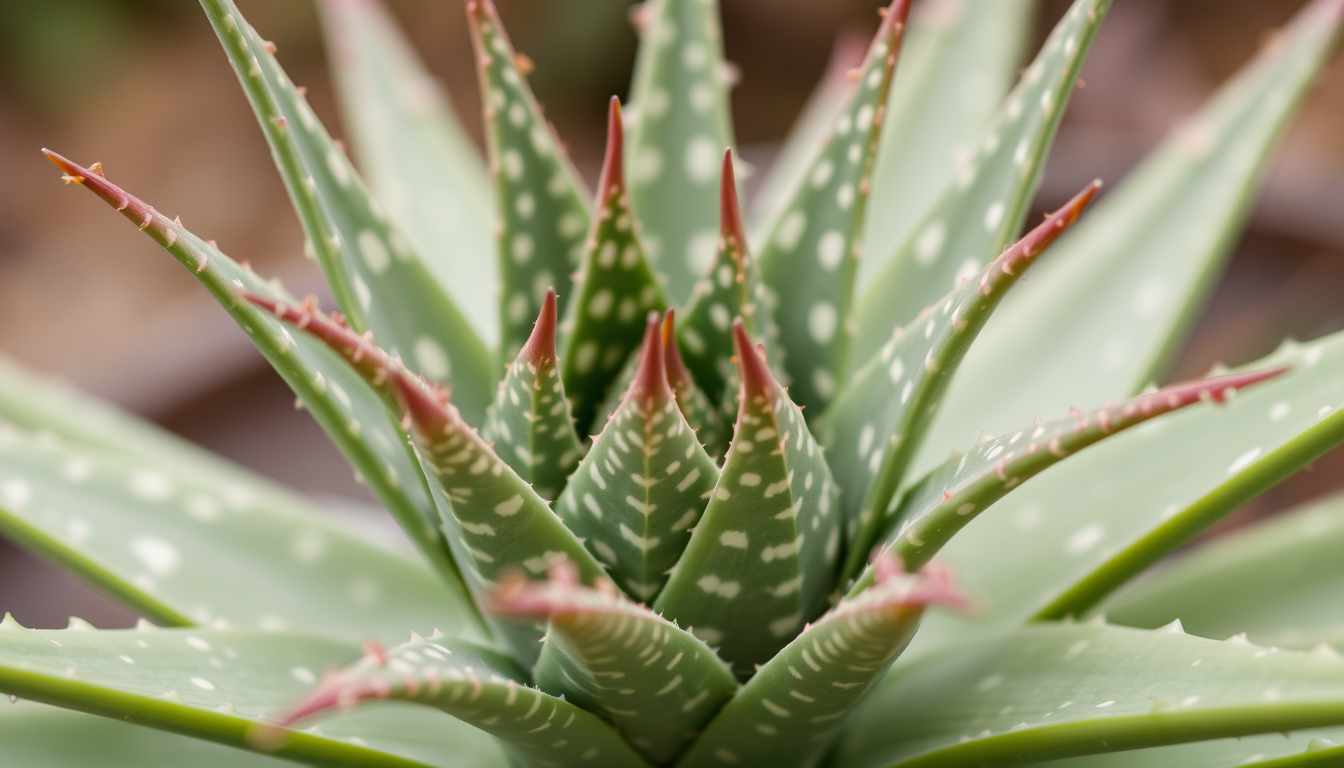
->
[4,0,1344,765]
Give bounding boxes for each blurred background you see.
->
[0,0,1340,629]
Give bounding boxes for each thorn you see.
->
[88,161,105,178]
[362,638,387,667]
[513,53,534,75]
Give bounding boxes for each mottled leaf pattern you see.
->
[486,564,738,764]
[0,622,505,768]
[558,316,718,602]
[0,426,483,645]
[277,632,649,768]
[560,100,669,435]
[316,0,497,345]
[835,621,1344,768]
[481,290,585,502]
[677,557,963,768]
[655,323,842,677]
[467,0,592,363]
[678,151,782,409]
[851,0,1111,368]
[756,0,912,411]
[627,0,736,304]
[850,368,1284,595]
[42,151,471,607]
[200,0,495,425]
[859,0,1038,276]
[822,184,1097,582]
[907,0,1344,480]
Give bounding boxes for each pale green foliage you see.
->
[3,0,1344,767]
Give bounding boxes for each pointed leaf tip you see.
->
[599,96,625,197]
[520,287,558,364]
[719,149,745,250]
[630,311,670,403]
[998,180,1101,276]
[731,320,774,399]
[661,309,691,386]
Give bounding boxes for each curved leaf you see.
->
[200,0,495,425]
[560,99,668,436]
[466,0,592,362]
[1105,492,1344,650]
[557,316,718,602]
[277,631,649,768]
[907,0,1344,482]
[41,151,475,621]
[626,0,736,304]
[756,0,913,411]
[0,426,480,645]
[905,329,1344,657]
[851,0,1111,368]
[833,621,1344,768]
[677,557,963,768]
[655,323,841,677]
[0,622,508,768]
[822,183,1097,582]
[315,0,497,345]
[486,564,738,765]
[860,0,1038,278]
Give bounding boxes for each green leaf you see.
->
[0,426,481,645]
[315,0,497,346]
[0,702,292,767]
[559,100,669,436]
[1024,731,1344,768]
[833,621,1344,768]
[277,630,650,768]
[665,311,731,459]
[822,184,1097,583]
[253,290,608,665]
[748,30,866,239]
[1105,492,1344,651]
[905,329,1344,658]
[626,0,736,305]
[0,622,508,768]
[481,290,585,502]
[678,150,783,409]
[854,367,1285,589]
[200,0,495,426]
[756,0,912,412]
[557,315,719,602]
[858,0,1038,278]
[486,564,738,765]
[466,0,592,363]
[41,151,474,622]
[676,557,963,768]
[655,323,842,677]
[850,0,1111,369]
[906,0,1344,482]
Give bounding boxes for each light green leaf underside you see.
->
[316,0,498,346]
[859,0,1038,280]
[44,155,477,628]
[1105,492,1344,651]
[626,0,736,305]
[834,622,1344,768]
[0,427,476,645]
[851,0,1110,370]
[557,381,718,603]
[1033,728,1344,768]
[655,365,841,677]
[0,703,291,767]
[905,329,1344,658]
[467,0,592,364]
[0,625,508,768]
[756,4,908,413]
[906,0,1344,484]
[201,0,495,426]
[288,633,648,768]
